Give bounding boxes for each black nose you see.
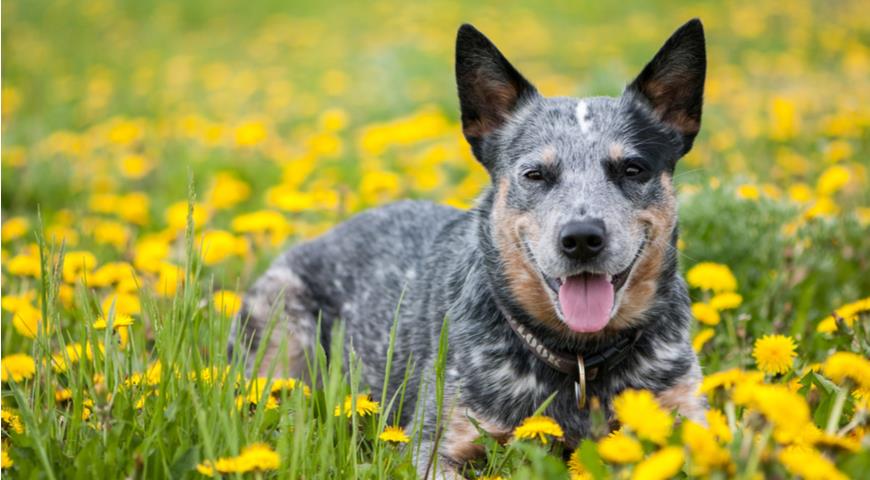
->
[560,220,606,260]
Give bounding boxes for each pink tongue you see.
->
[559,274,614,332]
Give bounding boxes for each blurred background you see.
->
[1,0,868,326]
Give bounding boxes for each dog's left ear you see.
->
[627,18,706,155]
[456,24,538,163]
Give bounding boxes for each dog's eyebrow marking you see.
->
[575,100,593,133]
[540,145,556,165]
[609,143,625,161]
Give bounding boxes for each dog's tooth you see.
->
[517,324,526,334]
[536,344,544,355]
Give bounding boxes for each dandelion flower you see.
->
[709,292,742,311]
[733,383,811,444]
[2,409,24,434]
[1,448,12,469]
[613,389,673,444]
[1,216,29,242]
[682,421,731,475]
[213,290,242,317]
[378,425,410,443]
[334,394,380,417]
[597,430,643,464]
[513,415,564,444]
[705,409,732,442]
[752,334,796,375]
[692,328,715,352]
[567,448,592,480]
[817,297,870,333]
[631,446,684,480]
[197,442,280,475]
[822,351,870,390]
[691,302,720,326]
[686,262,737,292]
[779,445,847,480]
[1,354,36,382]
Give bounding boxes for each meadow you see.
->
[1,0,869,478]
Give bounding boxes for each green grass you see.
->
[2,0,869,478]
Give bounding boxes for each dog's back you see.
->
[231,200,463,383]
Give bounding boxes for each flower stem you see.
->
[742,424,772,480]
[826,385,849,435]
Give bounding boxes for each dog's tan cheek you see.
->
[614,173,677,328]
[492,179,559,326]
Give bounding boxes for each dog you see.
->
[231,18,707,477]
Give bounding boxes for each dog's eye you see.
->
[623,162,647,179]
[523,169,544,181]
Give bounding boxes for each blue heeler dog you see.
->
[231,18,707,476]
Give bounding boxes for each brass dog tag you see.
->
[575,355,587,410]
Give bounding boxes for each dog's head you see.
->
[457,20,705,335]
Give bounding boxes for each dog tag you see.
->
[574,355,587,410]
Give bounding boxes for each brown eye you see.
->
[523,169,544,181]
[624,165,642,177]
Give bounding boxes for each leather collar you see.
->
[504,314,642,380]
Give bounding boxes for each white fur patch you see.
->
[576,101,592,133]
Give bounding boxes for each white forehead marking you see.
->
[575,100,592,133]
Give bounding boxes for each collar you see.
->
[504,315,642,381]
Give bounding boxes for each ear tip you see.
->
[457,23,482,42]
[681,18,706,41]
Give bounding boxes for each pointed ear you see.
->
[455,24,538,155]
[627,19,706,155]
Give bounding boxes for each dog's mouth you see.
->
[534,235,647,333]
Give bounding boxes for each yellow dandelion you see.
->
[567,448,592,480]
[686,262,737,292]
[691,302,720,326]
[817,297,870,333]
[779,445,847,480]
[613,390,673,444]
[1,354,36,382]
[1,448,11,469]
[198,442,280,475]
[682,421,731,475]
[692,328,715,352]
[700,368,764,396]
[736,184,760,200]
[378,425,410,443]
[816,165,851,196]
[597,430,643,464]
[705,409,732,443]
[93,314,135,330]
[334,394,380,417]
[207,172,251,210]
[6,253,41,278]
[752,334,797,375]
[822,351,870,390]
[513,415,564,445]
[2,409,24,434]
[2,217,30,242]
[733,383,811,444]
[709,292,742,311]
[631,446,684,480]
[213,290,242,317]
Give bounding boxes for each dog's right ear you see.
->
[456,24,538,162]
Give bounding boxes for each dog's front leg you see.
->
[656,363,707,424]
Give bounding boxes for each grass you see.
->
[2,0,869,478]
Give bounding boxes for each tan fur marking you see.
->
[612,172,677,329]
[441,404,511,464]
[657,372,706,423]
[608,143,624,161]
[492,178,561,328]
[540,145,557,165]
